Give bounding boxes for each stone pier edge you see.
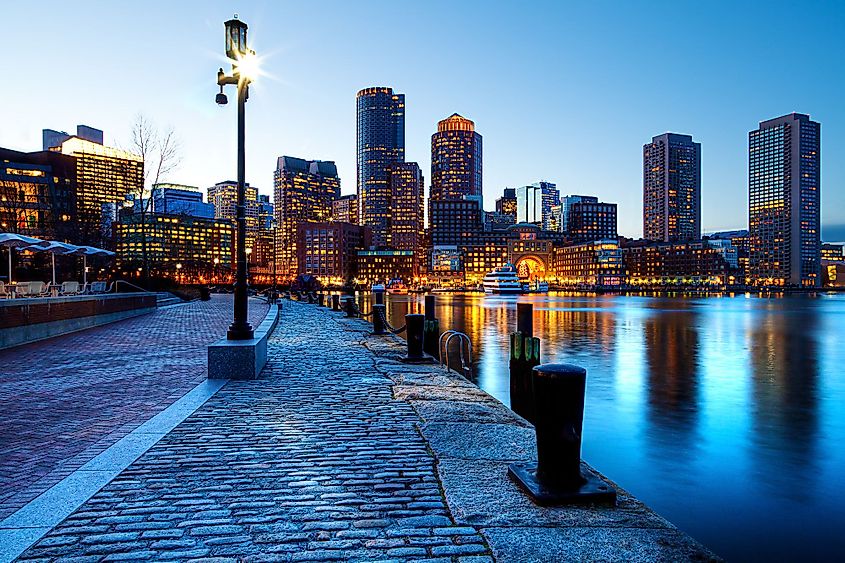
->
[323,304,720,561]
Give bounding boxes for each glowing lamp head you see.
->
[224,17,249,60]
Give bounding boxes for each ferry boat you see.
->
[482,264,523,294]
[386,278,409,295]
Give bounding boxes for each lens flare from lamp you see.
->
[234,52,262,81]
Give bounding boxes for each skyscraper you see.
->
[332,194,358,225]
[748,113,820,287]
[207,181,260,252]
[387,162,424,254]
[643,133,701,242]
[560,195,598,234]
[274,156,340,278]
[357,87,405,247]
[568,201,618,242]
[515,182,559,229]
[495,188,517,219]
[430,114,482,204]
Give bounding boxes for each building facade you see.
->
[430,114,482,204]
[146,184,214,218]
[0,147,78,243]
[821,243,844,261]
[623,240,728,286]
[332,194,358,225]
[207,181,260,253]
[516,182,559,229]
[357,87,405,247]
[748,113,821,287]
[115,213,234,281]
[552,240,625,288]
[387,162,424,253]
[568,201,618,242]
[52,136,143,248]
[495,188,517,219]
[355,250,415,284]
[297,221,371,285]
[643,133,701,242]
[429,198,483,247]
[274,156,340,278]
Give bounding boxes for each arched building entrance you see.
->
[514,255,547,280]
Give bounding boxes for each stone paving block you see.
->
[421,422,537,461]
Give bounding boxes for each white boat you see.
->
[524,280,549,293]
[482,264,523,294]
[386,278,408,295]
[371,283,386,292]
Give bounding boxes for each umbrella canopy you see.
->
[68,245,115,286]
[0,233,51,283]
[23,241,81,285]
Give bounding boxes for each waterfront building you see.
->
[560,195,598,234]
[115,213,234,280]
[516,182,559,229]
[484,211,516,230]
[146,184,214,218]
[568,201,618,242]
[430,245,463,283]
[430,114,482,204]
[706,239,739,270]
[355,249,415,284]
[297,221,371,286]
[332,194,358,225]
[507,224,554,280]
[822,260,845,287]
[50,135,143,248]
[274,157,339,278]
[387,162,424,254]
[495,188,517,219]
[357,87,405,247]
[623,240,729,286]
[429,197,483,247]
[552,240,626,288]
[0,147,78,243]
[748,113,821,287]
[643,133,701,242]
[821,243,844,261]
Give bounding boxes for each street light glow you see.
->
[233,52,262,82]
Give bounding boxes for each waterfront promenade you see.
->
[0,296,269,520]
[4,299,714,561]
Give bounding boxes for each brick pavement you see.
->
[17,300,492,562]
[0,295,269,520]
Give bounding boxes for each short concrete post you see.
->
[423,295,440,361]
[510,303,540,423]
[372,303,386,335]
[508,363,616,506]
[331,294,340,311]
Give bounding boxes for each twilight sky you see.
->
[2,0,843,240]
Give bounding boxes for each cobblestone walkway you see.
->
[17,301,492,562]
[0,295,269,519]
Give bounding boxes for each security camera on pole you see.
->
[216,15,256,340]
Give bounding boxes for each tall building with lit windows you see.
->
[748,113,820,287]
[274,156,340,278]
[430,114,482,204]
[387,162,424,253]
[643,133,701,242]
[515,182,559,229]
[357,87,405,247]
[207,181,260,253]
[50,136,143,248]
[332,194,358,224]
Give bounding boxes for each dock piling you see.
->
[510,303,540,422]
[423,295,440,360]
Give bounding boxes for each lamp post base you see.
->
[508,462,617,506]
[227,323,254,341]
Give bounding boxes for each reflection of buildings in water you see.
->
[537,301,616,357]
[642,308,701,451]
[749,307,819,489]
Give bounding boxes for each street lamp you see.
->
[216,15,255,340]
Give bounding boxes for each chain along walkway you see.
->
[15,301,717,561]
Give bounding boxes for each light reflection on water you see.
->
[359,292,845,561]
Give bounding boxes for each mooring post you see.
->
[374,288,384,305]
[423,294,440,360]
[510,302,540,423]
[344,295,356,317]
[508,363,617,506]
[401,314,427,362]
[331,294,340,311]
[317,293,325,307]
[372,303,386,335]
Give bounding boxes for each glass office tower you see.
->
[643,133,701,242]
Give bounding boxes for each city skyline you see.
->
[1,1,843,241]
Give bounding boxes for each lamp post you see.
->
[216,15,255,340]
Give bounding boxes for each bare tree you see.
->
[128,114,181,283]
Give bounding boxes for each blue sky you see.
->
[2,1,843,240]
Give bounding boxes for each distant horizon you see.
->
[1,1,842,241]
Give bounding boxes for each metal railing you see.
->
[112,280,150,293]
[439,330,473,380]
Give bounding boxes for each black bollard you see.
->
[331,294,340,311]
[508,363,616,506]
[372,304,386,335]
[423,295,440,360]
[318,293,325,307]
[374,288,384,305]
[509,303,540,423]
[401,314,434,363]
[344,296,356,317]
